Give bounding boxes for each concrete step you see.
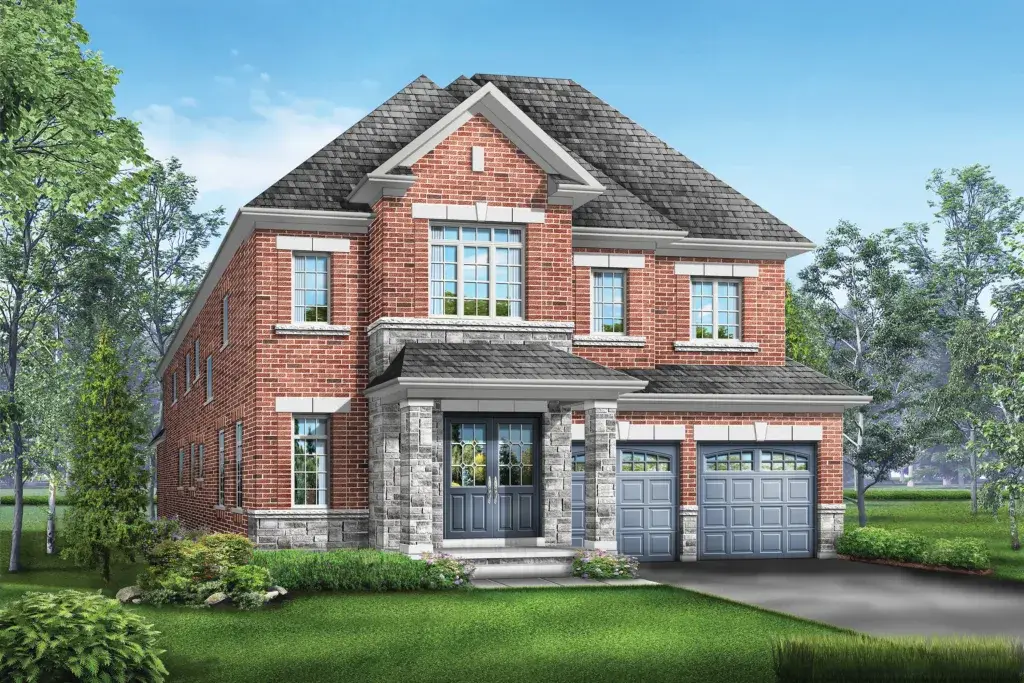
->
[447,545,578,579]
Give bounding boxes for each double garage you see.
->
[571,441,816,561]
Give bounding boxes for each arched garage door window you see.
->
[704,449,808,473]
[621,450,671,472]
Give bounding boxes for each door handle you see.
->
[487,476,493,504]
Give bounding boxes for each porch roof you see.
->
[622,360,861,396]
[365,342,647,402]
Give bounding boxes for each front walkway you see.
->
[472,577,659,589]
[641,558,1024,638]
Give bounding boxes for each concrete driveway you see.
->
[640,559,1024,639]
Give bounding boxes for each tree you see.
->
[61,327,151,583]
[121,157,225,519]
[0,0,146,572]
[800,220,937,526]
[784,280,828,372]
[888,165,1024,511]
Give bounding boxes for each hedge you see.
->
[843,487,972,501]
[773,634,1024,682]
[835,526,990,571]
[251,549,474,591]
[1,494,67,506]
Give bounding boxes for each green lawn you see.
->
[0,505,839,683]
[849,500,1024,581]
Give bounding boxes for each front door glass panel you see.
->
[450,422,487,487]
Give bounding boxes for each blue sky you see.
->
[78,0,1024,278]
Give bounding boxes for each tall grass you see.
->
[773,635,1024,682]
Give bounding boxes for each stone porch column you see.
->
[817,503,846,558]
[399,398,435,556]
[584,400,617,551]
[542,401,573,546]
[368,397,400,551]
[679,505,699,561]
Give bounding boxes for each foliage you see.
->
[61,328,151,582]
[835,526,990,571]
[196,532,255,567]
[0,493,68,506]
[772,634,1024,683]
[572,549,640,579]
[421,552,475,589]
[232,591,269,611]
[842,487,971,501]
[784,281,829,372]
[140,534,257,592]
[0,589,168,683]
[251,548,475,592]
[221,564,273,596]
[799,220,937,527]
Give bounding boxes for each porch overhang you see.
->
[365,376,646,403]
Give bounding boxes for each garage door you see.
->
[570,442,678,561]
[699,444,814,559]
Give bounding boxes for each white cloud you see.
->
[178,96,198,107]
[134,89,365,208]
[259,72,270,82]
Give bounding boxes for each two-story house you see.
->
[154,74,867,578]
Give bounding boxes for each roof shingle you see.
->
[623,360,860,396]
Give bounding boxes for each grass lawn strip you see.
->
[1,505,839,683]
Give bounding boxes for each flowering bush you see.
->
[571,549,639,579]
[421,552,475,589]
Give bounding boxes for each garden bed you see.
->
[838,554,993,576]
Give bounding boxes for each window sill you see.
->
[176,486,184,492]
[229,507,244,514]
[204,397,214,406]
[187,486,196,492]
[673,340,760,353]
[220,342,228,351]
[214,504,226,511]
[274,323,351,337]
[573,334,646,348]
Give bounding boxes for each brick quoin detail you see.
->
[574,411,844,507]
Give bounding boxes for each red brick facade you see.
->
[156,113,842,549]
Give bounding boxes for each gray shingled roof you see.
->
[368,342,643,388]
[623,360,860,396]
[247,73,809,243]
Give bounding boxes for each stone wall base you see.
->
[679,505,699,561]
[817,503,846,559]
[248,509,370,550]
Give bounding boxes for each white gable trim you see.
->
[370,82,604,208]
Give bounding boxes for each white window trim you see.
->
[690,278,742,341]
[205,355,213,404]
[292,251,331,324]
[222,295,229,349]
[292,415,329,509]
[217,430,226,507]
[235,422,243,509]
[193,340,200,383]
[590,268,626,335]
[428,224,525,320]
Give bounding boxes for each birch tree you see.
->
[800,220,937,526]
[0,0,146,572]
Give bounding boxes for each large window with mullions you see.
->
[429,225,523,318]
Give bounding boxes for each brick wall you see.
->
[574,411,844,506]
[367,114,573,323]
[157,233,257,535]
[250,229,370,511]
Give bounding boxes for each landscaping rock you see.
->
[264,590,280,602]
[130,598,142,604]
[116,586,143,604]
[270,585,288,596]
[205,592,230,607]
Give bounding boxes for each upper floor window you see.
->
[429,226,523,318]
[591,269,625,334]
[235,421,244,508]
[293,254,329,323]
[193,339,200,381]
[178,448,184,486]
[691,279,741,340]
[222,295,229,347]
[185,353,192,389]
[205,355,213,402]
[171,372,178,404]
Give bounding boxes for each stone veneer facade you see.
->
[156,108,850,558]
